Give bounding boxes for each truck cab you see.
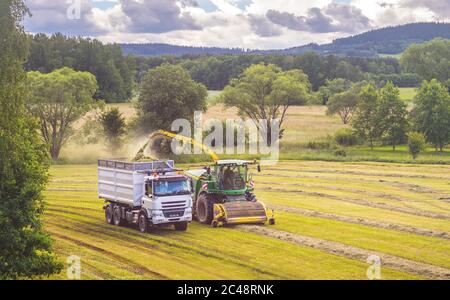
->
[141,174,193,226]
[98,159,192,233]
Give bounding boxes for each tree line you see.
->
[326,79,450,156]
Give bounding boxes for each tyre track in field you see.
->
[258,181,450,213]
[268,204,450,240]
[266,168,450,181]
[46,220,225,279]
[53,246,115,280]
[240,225,450,280]
[259,172,450,199]
[47,230,169,279]
[45,209,284,278]
[261,187,450,221]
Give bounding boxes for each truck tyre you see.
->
[196,194,214,224]
[138,213,148,233]
[105,204,114,225]
[174,221,188,231]
[113,206,124,226]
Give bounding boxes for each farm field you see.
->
[44,161,450,279]
[64,98,449,165]
[399,87,418,102]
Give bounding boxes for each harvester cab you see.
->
[186,160,275,227]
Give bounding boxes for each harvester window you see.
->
[220,165,246,190]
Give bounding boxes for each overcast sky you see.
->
[22,0,450,49]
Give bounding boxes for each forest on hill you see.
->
[121,22,450,58]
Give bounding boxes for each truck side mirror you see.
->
[257,164,261,173]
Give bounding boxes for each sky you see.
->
[22,0,450,49]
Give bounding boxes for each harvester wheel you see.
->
[196,194,214,224]
[174,222,188,231]
[105,204,114,225]
[113,206,124,226]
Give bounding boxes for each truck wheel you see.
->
[113,206,124,226]
[174,222,188,231]
[138,213,148,233]
[105,204,114,225]
[196,194,214,224]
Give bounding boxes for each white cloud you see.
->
[22,0,448,49]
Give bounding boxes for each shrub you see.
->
[334,147,347,157]
[407,132,426,159]
[306,138,335,150]
[335,128,358,147]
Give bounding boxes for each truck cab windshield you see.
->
[154,180,190,196]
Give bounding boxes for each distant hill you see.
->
[121,43,248,56]
[121,22,450,58]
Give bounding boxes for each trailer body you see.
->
[98,159,192,232]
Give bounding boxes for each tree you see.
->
[377,82,409,151]
[27,67,98,160]
[135,64,207,133]
[352,84,379,149]
[326,87,360,124]
[318,78,351,105]
[401,39,450,85]
[412,79,450,152]
[99,107,127,151]
[335,61,363,82]
[407,132,426,159]
[26,33,134,103]
[220,63,311,145]
[0,0,62,279]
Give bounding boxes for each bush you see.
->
[306,138,335,150]
[334,147,347,157]
[407,132,426,159]
[335,128,358,146]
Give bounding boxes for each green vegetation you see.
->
[399,87,417,102]
[0,0,61,279]
[99,107,127,152]
[26,33,134,103]
[407,132,426,159]
[376,82,409,151]
[412,80,450,152]
[221,64,311,144]
[134,64,207,134]
[27,67,98,160]
[401,39,450,85]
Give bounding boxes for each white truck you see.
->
[98,159,192,233]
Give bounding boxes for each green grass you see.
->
[379,53,403,59]
[41,161,450,279]
[399,87,417,102]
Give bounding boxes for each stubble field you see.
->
[44,161,450,280]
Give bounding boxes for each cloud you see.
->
[323,3,371,33]
[266,9,308,31]
[305,7,337,33]
[23,0,105,35]
[248,14,282,37]
[20,0,447,50]
[266,4,371,34]
[401,0,450,19]
[120,0,202,33]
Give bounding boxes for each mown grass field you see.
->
[44,161,450,279]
